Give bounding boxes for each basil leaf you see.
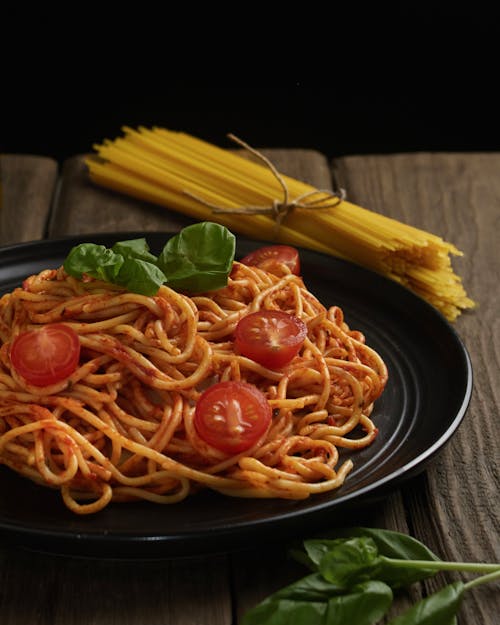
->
[63,223,235,296]
[241,572,342,625]
[63,242,164,296]
[112,238,158,263]
[272,572,345,601]
[157,221,235,293]
[116,258,167,296]
[325,580,393,625]
[332,527,441,563]
[386,581,464,625]
[241,578,393,625]
[314,527,441,588]
[63,243,124,282]
[316,538,381,587]
[302,538,342,569]
[241,598,327,625]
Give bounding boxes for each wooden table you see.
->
[0,149,498,624]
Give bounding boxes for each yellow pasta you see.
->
[86,127,474,321]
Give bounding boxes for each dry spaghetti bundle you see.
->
[0,262,387,514]
[86,126,474,321]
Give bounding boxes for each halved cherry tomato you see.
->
[235,310,307,369]
[194,381,272,454]
[10,323,81,387]
[240,245,300,276]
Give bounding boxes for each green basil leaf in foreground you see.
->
[302,528,441,588]
[337,528,441,588]
[315,538,381,587]
[157,221,236,293]
[327,527,441,563]
[240,577,393,625]
[240,572,348,625]
[63,243,124,282]
[324,580,393,625]
[386,581,464,625]
[244,528,499,625]
[241,598,327,625]
[266,572,346,602]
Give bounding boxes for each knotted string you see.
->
[183,134,346,235]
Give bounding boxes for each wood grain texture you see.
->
[48,155,195,238]
[0,155,58,244]
[333,152,500,625]
[0,548,231,625]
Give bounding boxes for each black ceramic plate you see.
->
[0,233,472,558]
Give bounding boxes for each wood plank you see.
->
[0,155,58,244]
[47,154,194,237]
[333,152,500,625]
[0,547,231,625]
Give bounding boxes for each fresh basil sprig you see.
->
[244,577,392,625]
[157,221,236,292]
[63,222,236,296]
[242,527,500,625]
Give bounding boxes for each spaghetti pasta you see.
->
[86,127,474,320]
[0,258,387,515]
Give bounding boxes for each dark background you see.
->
[2,83,499,164]
[2,9,499,163]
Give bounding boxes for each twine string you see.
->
[183,133,347,234]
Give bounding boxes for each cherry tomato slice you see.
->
[240,245,300,276]
[10,323,81,387]
[194,381,272,454]
[235,310,307,369]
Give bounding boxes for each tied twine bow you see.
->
[184,134,346,236]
